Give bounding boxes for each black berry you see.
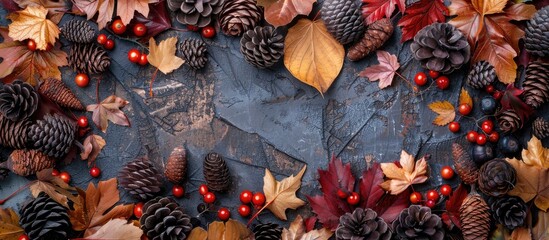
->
[481,96,497,114]
[472,144,494,165]
[499,135,521,155]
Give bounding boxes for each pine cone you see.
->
[167,0,224,27]
[478,159,516,197]
[3,149,56,176]
[452,143,478,185]
[68,43,110,74]
[322,0,365,45]
[410,22,470,74]
[466,61,496,89]
[522,61,549,109]
[347,18,393,61]
[164,147,187,184]
[20,192,71,240]
[119,158,164,200]
[393,205,444,240]
[0,80,39,121]
[140,197,193,240]
[27,114,77,158]
[180,38,208,70]
[218,0,262,37]
[240,26,284,68]
[0,114,31,149]
[525,6,549,56]
[533,117,549,139]
[38,78,84,110]
[203,152,231,192]
[498,109,522,133]
[336,208,392,240]
[489,196,527,230]
[460,193,490,240]
[61,19,95,43]
[253,223,282,240]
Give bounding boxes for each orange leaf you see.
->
[428,101,455,126]
[472,28,517,84]
[380,151,428,195]
[73,0,115,30]
[117,0,151,25]
[459,88,473,107]
[263,0,316,27]
[263,166,307,220]
[13,0,71,24]
[0,208,24,240]
[471,0,506,16]
[507,159,549,211]
[8,6,60,50]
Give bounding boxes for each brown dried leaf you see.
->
[380,150,428,195]
[8,6,59,50]
[188,219,251,240]
[86,95,130,133]
[359,51,400,89]
[85,219,142,240]
[188,227,208,240]
[507,158,549,211]
[117,0,151,25]
[29,168,79,209]
[0,208,24,240]
[263,166,307,220]
[428,101,455,126]
[73,0,115,30]
[80,134,106,167]
[459,88,473,107]
[532,210,549,240]
[511,227,531,240]
[263,0,317,27]
[522,136,549,169]
[13,0,71,24]
[148,37,184,74]
[282,215,333,240]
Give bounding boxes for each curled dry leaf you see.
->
[12,0,71,24]
[85,218,142,240]
[459,88,473,107]
[263,166,307,220]
[282,215,333,240]
[30,168,79,209]
[522,136,549,169]
[8,5,59,50]
[148,37,185,74]
[359,51,400,89]
[397,0,448,42]
[262,0,317,27]
[86,95,130,133]
[380,150,428,195]
[187,219,252,240]
[73,0,114,30]
[80,134,106,167]
[428,101,456,126]
[362,0,405,25]
[507,158,549,211]
[0,208,24,240]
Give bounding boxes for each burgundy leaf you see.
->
[397,0,448,42]
[306,195,344,231]
[0,0,20,13]
[502,84,534,123]
[133,1,171,42]
[304,216,317,232]
[371,190,410,223]
[443,184,468,229]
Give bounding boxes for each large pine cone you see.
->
[393,205,444,240]
[180,38,208,70]
[452,143,478,185]
[38,78,84,110]
[0,114,31,149]
[164,147,187,184]
[533,117,549,139]
[466,61,496,89]
[336,208,392,240]
[20,192,71,240]
[0,80,39,121]
[497,109,522,133]
[27,114,77,158]
[460,193,490,240]
[489,196,527,230]
[253,223,282,240]
[347,18,393,61]
[3,149,56,176]
[167,0,224,27]
[478,159,516,197]
[410,23,470,74]
[119,158,164,200]
[140,197,193,240]
[525,6,549,56]
[68,43,110,74]
[218,0,262,37]
[203,152,231,192]
[522,61,549,109]
[240,26,284,68]
[61,19,95,43]
[322,0,365,45]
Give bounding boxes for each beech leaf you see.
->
[86,95,130,133]
[73,0,115,30]
[13,0,71,24]
[80,134,106,167]
[428,101,455,126]
[8,6,59,50]
[380,151,428,195]
[85,219,142,240]
[507,158,549,211]
[263,0,316,27]
[359,51,400,89]
[284,19,344,94]
[263,166,307,220]
[30,168,79,209]
[459,88,473,107]
[0,208,24,240]
[148,37,185,74]
[282,215,333,240]
[187,219,252,240]
[397,0,448,42]
[362,0,406,25]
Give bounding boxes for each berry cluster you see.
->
[414,70,450,90]
[335,189,361,205]
[409,166,454,208]
[127,49,148,66]
[25,39,52,51]
[187,25,216,39]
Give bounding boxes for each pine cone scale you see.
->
[68,43,111,74]
[203,152,231,192]
[522,61,549,109]
[322,0,365,45]
[119,158,164,200]
[0,80,40,121]
[525,6,549,56]
[240,26,284,68]
[61,20,95,43]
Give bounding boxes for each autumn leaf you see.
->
[257,0,277,8]
[459,88,473,107]
[148,37,184,74]
[8,6,60,50]
[30,168,79,209]
[263,0,316,27]
[397,0,448,42]
[80,134,106,167]
[491,224,512,240]
[73,0,115,30]
[284,19,344,94]
[507,158,549,211]
[117,0,151,26]
[187,219,252,240]
[282,215,333,240]
[362,0,405,25]
[13,0,71,24]
[86,95,130,133]
[133,1,172,42]
[0,208,23,240]
[85,219,142,240]
[380,150,428,195]
[502,84,533,125]
[522,136,549,169]
[441,184,468,229]
[359,51,400,89]
[428,101,456,126]
[510,227,531,240]
[532,210,549,240]
[263,166,307,220]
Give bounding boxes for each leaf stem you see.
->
[0,180,36,205]
[395,71,417,92]
[149,68,159,97]
[247,201,273,226]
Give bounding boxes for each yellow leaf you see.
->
[471,0,506,16]
[0,208,24,240]
[8,6,59,50]
[428,101,455,126]
[380,150,428,195]
[459,88,473,107]
[263,166,307,220]
[522,136,549,169]
[188,227,208,240]
[282,215,333,240]
[85,219,142,240]
[148,37,185,74]
[284,19,344,94]
[507,158,549,211]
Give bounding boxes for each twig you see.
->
[149,68,159,97]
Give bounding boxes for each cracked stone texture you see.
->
[1,2,548,229]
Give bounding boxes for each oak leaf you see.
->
[359,51,400,89]
[0,208,24,240]
[148,37,185,74]
[13,0,71,24]
[86,95,130,133]
[522,136,549,169]
[73,0,115,30]
[263,166,307,220]
[507,158,549,211]
[282,215,333,240]
[428,101,455,126]
[263,0,316,27]
[187,219,252,240]
[459,88,473,107]
[30,168,79,209]
[8,6,60,50]
[85,219,142,240]
[362,0,405,25]
[380,150,428,195]
[397,0,448,42]
[80,134,106,167]
[284,19,344,94]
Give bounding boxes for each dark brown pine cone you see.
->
[533,117,549,139]
[525,6,549,56]
[497,109,522,133]
[347,18,393,61]
[322,0,365,45]
[336,208,392,240]
[20,192,71,240]
[522,61,549,109]
[61,19,95,43]
[118,158,164,200]
[393,205,444,240]
[452,143,478,185]
[460,193,490,240]
[253,223,282,240]
[466,61,496,89]
[0,80,39,121]
[203,152,231,192]
[68,43,110,74]
[27,114,77,158]
[489,196,527,230]
[240,26,284,68]
[179,38,208,70]
[38,78,84,110]
[0,114,31,149]
[218,0,262,37]
[140,197,193,240]
[3,149,56,176]
[167,0,224,27]
[164,147,187,184]
[478,159,516,197]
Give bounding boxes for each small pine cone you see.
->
[27,114,77,158]
[460,193,490,240]
[0,80,40,121]
[478,159,516,197]
[452,143,478,185]
[347,18,393,61]
[0,114,31,149]
[180,38,208,70]
[240,26,284,68]
[119,158,164,200]
[466,61,496,89]
[68,43,110,74]
[322,0,365,45]
[522,61,549,109]
[393,205,444,240]
[218,0,262,37]
[20,192,71,240]
[336,208,392,240]
[489,196,527,230]
[4,149,56,176]
[167,0,224,27]
[253,223,282,240]
[140,197,193,240]
[525,6,549,56]
[203,152,231,192]
[533,117,549,139]
[164,147,187,184]
[38,78,85,110]
[61,19,95,43]
[498,109,522,133]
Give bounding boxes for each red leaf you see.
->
[362,0,405,25]
[304,217,317,232]
[443,184,468,229]
[132,1,171,42]
[359,51,400,89]
[397,0,448,42]
[502,84,534,124]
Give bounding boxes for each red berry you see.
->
[134,202,144,218]
[104,39,115,50]
[128,49,141,63]
[485,85,495,93]
[187,25,200,32]
[18,234,30,240]
[414,72,428,86]
[489,132,499,143]
[429,70,440,78]
[138,54,148,66]
[476,134,487,145]
[252,192,266,206]
[238,204,251,217]
[201,26,216,38]
[199,184,209,195]
[90,166,101,178]
[336,189,348,199]
[172,185,185,198]
[493,91,503,101]
[481,120,494,134]
[409,192,422,204]
[440,166,454,180]
[133,23,147,37]
[203,192,216,204]
[458,103,472,116]
[436,76,450,90]
[466,130,478,143]
[426,190,439,201]
[346,192,360,205]
[440,184,452,196]
[448,121,460,133]
[52,169,60,176]
[27,39,37,51]
[77,116,89,128]
[111,19,126,35]
[217,207,230,221]
[97,33,108,45]
[59,171,71,183]
[425,199,436,208]
[75,73,89,87]
[240,190,253,204]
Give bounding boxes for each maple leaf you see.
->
[284,19,344,94]
[117,0,151,26]
[282,215,333,240]
[359,51,400,89]
[263,166,307,220]
[148,37,185,74]
[8,6,60,50]
[380,151,428,195]
[13,0,71,24]
[80,134,106,167]
[0,208,24,240]
[362,0,405,25]
[187,219,252,239]
[30,168,80,209]
[441,184,468,229]
[133,1,171,42]
[507,158,549,211]
[263,0,316,27]
[397,0,448,42]
[522,136,549,169]
[459,88,473,107]
[86,95,130,133]
[502,84,533,124]
[73,0,115,30]
[428,101,455,126]
[85,219,142,240]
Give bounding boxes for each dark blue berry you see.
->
[472,144,494,165]
[481,96,497,115]
[499,135,521,155]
